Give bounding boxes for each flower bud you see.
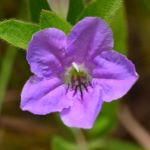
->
[47,0,69,20]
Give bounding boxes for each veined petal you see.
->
[92,50,138,102]
[60,86,103,129]
[66,17,113,64]
[27,28,67,78]
[21,76,73,115]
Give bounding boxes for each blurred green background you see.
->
[0,0,150,150]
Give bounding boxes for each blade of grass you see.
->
[0,46,17,112]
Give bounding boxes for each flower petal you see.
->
[92,50,138,102]
[66,17,113,64]
[27,28,67,78]
[21,76,73,115]
[60,86,103,129]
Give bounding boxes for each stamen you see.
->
[81,83,88,92]
[66,84,70,94]
[65,63,92,99]
[79,84,83,99]
[73,85,78,96]
[78,76,84,99]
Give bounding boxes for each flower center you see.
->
[65,62,92,99]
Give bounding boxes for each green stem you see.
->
[71,128,88,150]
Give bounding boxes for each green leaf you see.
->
[0,46,17,112]
[87,101,119,138]
[140,0,150,14]
[40,10,72,34]
[67,0,84,24]
[88,115,113,137]
[103,140,144,150]
[52,136,77,150]
[89,139,144,150]
[78,0,122,22]
[29,0,50,22]
[0,20,39,49]
[111,6,127,55]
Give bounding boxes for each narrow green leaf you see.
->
[78,0,122,22]
[40,10,72,34]
[67,0,84,24]
[0,46,17,112]
[29,0,50,22]
[0,20,39,49]
[111,6,127,55]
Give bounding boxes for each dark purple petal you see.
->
[21,76,73,115]
[66,17,113,64]
[27,28,67,78]
[60,86,103,129]
[92,50,138,102]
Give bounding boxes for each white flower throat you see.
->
[65,62,92,98]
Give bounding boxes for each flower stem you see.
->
[71,128,88,150]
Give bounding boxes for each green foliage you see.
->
[0,46,17,112]
[40,10,72,34]
[67,0,84,24]
[102,140,144,150]
[88,101,119,138]
[140,0,150,14]
[0,1,144,150]
[0,20,39,49]
[52,136,77,150]
[29,0,50,22]
[78,0,122,22]
[89,139,144,150]
[52,136,143,150]
[111,6,127,55]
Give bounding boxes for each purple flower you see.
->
[21,17,138,129]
